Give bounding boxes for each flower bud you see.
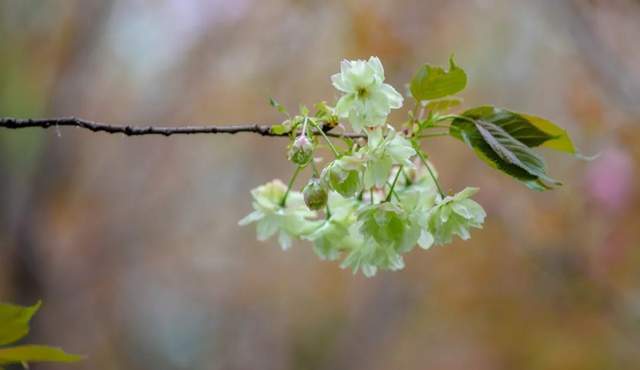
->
[303,177,328,210]
[288,134,314,166]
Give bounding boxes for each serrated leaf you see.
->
[0,301,41,346]
[460,106,555,147]
[459,106,576,153]
[474,120,560,186]
[426,97,462,112]
[0,345,83,365]
[519,113,576,154]
[410,55,467,101]
[451,116,560,191]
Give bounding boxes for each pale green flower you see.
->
[358,202,420,253]
[337,202,421,277]
[391,159,440,250]
[239,179,318,250]
[363,128,416,189]
[427,187,486,245]
[397,187,437,250]
[304,192,359,260]
[340,233,404,278]
[322,153,365,197]
[332,57,403,132]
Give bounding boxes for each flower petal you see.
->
[238,211,263,226]
[256,217,279,240]
[418,230,434,249]
[331,73,353,93]
[278,230,292,250]
[380,83,404,109]
[367,56,385,80]
[335,94,356,117]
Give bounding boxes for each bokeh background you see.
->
[1,0,639,369]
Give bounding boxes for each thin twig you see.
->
[0,117,365,139]
[416,150,445,198]
[281,165,303,207]
[308,118,341,158]
[384,166,403,202]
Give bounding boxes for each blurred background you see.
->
[1,0,639,369]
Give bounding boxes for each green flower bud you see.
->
[303,177,328,210]
[288,135,314,166]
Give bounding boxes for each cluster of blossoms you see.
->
[240,56,487,277]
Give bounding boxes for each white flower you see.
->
[239,180,319,250]
[363,127,416,189]
[332,57,403,132]
[322,153,365,197]
[304,192,359,261]
[397,187,437,250]
[427,187,486,245]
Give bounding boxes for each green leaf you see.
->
[269,97,288,115]
[451,116,560,191]
[519,113,576,154]
[0,345,83,365]
[0,301,41,346]
[459,106,555,147]
[410,55,467,101]
[458,106,576,153]
[426,97,462,112]
[269,124,289,135]
[474,120,560,185]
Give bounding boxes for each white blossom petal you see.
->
[331,73,353,93]
[380,83,404,109]
[367,56,385,80]
[238,211,263,226]
[418,230,434,249]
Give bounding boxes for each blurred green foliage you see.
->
[0,301,82,368]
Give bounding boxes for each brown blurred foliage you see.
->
[1,0,639,369]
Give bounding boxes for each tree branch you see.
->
[0,117,365,139]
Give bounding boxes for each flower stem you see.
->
[411,101,420,122]
[417,132,449,139]
[402,169,413,186]
[425,123,452,130]
[281,165,303,207]
[416,150,445,198]
[435,114,475,125]
[309,119,341,158]
[300,116,309,136]
[384,166,403,202]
